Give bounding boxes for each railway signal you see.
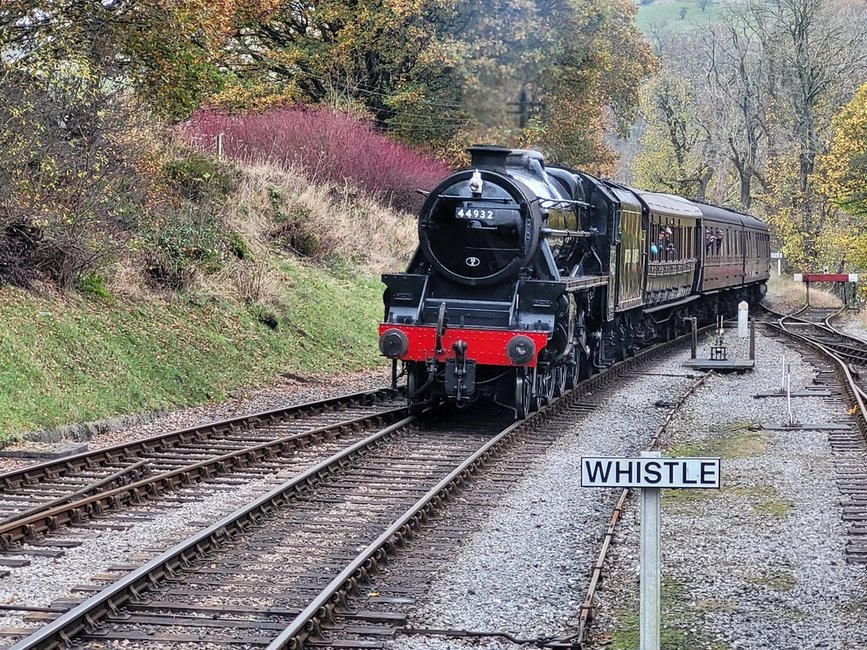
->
[792,273,859,306]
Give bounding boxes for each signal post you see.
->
[581,452,721,650]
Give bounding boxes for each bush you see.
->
[180,107,450,211]
[0,69,153,290]
[0,221,41,288]
[164,154,236,202]
[228,232,253,260]
[265,190,322,257]
[143,209,225,290]
[80,272,111,299]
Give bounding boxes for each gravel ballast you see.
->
[388,328,867,650]
[389,347,699,649]
[587,330,867,649]
[6,327,867,648]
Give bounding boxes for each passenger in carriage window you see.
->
[664,227,676,256]
[705,229,716,254]
[715,229,723,254]
[649,225,659,258]
[657,230,668,260]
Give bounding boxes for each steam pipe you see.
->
[541,227,593,238]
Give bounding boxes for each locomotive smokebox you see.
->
[467,145,511,172]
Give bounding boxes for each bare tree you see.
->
[638,0,867,267]
[701,15,769,209]
[633,33,721,200]
[773,0,866,253]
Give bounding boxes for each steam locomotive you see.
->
[378,146,770,417]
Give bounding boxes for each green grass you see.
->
[668,427,767,460]
[0,258,386,442]
[610,579,730,650]
[636,0,724,34]
[753,497,794,518]
[749,569,796,592]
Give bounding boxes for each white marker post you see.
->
[640,450,661,650]
[581,454,721,650]
[738,301,749,338]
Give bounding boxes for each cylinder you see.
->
[738,301,749,338]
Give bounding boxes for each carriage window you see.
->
[705,226,723,257]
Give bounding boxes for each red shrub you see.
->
[180,107,450,211]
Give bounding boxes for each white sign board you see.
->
[770,252,783,259]
[580,456,721,489]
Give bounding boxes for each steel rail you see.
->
[267,409,541,649]
[0,459,151,528]
[9,323,723,650]
[0,407,408,548]
[270,325,720,650]
[0,386,400,490]
[766,306,867,436]
[8,415,417,650]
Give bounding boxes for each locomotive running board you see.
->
[643,294,700,313]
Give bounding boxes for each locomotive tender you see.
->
[378,146,770,417]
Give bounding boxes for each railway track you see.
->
[763,303,867,564]
[3,329,709,650]
[0,388,406,547]
[777,305,867,364]
[765,304,867,432]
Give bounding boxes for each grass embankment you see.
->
[762,274,842,313]
[0,261,384,441]
[0,109,432,444]
[0,152,420,443]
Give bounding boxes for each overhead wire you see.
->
[297,69,470,110]
[289,70,482,130]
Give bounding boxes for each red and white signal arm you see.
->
[793,273,858,283]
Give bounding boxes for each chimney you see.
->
[467,145,511,172]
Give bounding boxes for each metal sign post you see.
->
[580,454,722,650]
[640,450,661,650]
[771,251,782,276]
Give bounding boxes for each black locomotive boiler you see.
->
[378,146,770,417]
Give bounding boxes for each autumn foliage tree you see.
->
[634,0,867,271]
[814,83,867,271]
[817,84,867,219]
[219,0,654,168]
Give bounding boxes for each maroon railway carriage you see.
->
[378,146,770,418]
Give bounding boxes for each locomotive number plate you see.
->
[454,205,519,222]
[455,206,494,220]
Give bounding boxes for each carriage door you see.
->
[610,188,645,311]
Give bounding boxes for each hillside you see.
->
[635,0,725,33]
[0,154,419,442]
